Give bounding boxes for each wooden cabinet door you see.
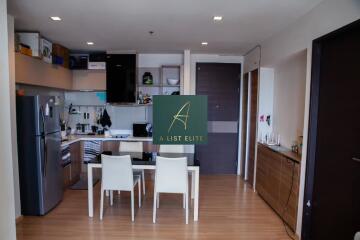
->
[279,158,300,231]
[70,142,81,184]
[102,141,120,152]
[255,145,268,197]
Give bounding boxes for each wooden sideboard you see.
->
[256,143,301,231]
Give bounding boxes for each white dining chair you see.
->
[159,144,185,153]
[153,156,189,224]
[100,154,141,221]
[159,144,191,202]
[119,141,146,195]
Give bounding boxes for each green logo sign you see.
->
[153,95,208,144]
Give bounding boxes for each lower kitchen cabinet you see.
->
[62,141,81,188]
[70,141,81,184]
[102,141,120,152]
[102,140,157,152]
[256,143,300,231]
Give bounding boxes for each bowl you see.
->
[167,78,179,85]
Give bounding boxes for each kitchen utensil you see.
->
[167,78,179,85]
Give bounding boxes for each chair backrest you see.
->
[155,156,188,193]
[119,141,143,152]
[101,154,133,190]
[159,144,185,153]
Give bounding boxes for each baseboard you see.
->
[16,215,23,224]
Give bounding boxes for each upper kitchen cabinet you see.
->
[15,52,73,89]
[72,69,106,91]
[106,54,136,103]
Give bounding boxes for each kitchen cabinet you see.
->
[102,140,158,152]
[256,143,300,231]
[70,141,81,184]
[62,141,81,188]
[102,141,120,152]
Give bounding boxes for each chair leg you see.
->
[131,190,134,222]
[185,192,189,224]
[142,170,146,195]
[138,181,141,208]
[183,193,186,209]
[156,193,159,208]
[100,185,104,220]
[110,190,113,206]
[153,190,157,223]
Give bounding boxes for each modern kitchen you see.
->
[1,1,359,240]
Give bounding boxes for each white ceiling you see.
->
[8,0,323,54]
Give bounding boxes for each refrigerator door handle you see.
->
[40,106,46,135]
[40,106,47,177]
[44,137,47,177]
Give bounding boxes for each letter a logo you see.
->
[168,101,191,132]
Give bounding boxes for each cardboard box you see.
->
[16,32,40,57]
[52,43,70,68]
[40,38,52,63]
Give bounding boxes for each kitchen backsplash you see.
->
[16,85,153,132]
[64,91,152,131]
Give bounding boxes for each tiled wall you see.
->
[64,91,152,131]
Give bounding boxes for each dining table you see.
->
[87,151,200,221]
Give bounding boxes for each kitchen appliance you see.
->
[133,123,152,137]
[16,95,63,215]
[106,54,136,103]
[88,53,106,70]
[69,53,89,69]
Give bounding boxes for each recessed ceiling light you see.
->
[50,16,62,21]
[201,42,208,46]
[213,16,223,21]
[87,42,94,45]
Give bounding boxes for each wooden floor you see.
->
[16,175,293,240]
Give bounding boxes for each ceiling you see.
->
[8,0,323,54]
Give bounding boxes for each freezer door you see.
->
[39,131,63,214]
[36,95,61,135]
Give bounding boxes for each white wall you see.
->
[261,0,360,66]
[258,67,274,140]
[8,14,21,219]
[138,53,183,68]
[257,0,360,236]
[272,50,306,148]
[0,0,16,238]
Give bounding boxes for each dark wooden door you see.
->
[196,63,240,174]
[240,73,249,177]
[302,20,360,239]
[246,69,258,186]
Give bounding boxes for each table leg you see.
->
[191,170,195,200]
[88,164,94,217]
[194,168,199,221]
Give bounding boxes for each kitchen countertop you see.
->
[258,142,301,163]
[61,134,152,147]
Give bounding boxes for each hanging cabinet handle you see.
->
[352,157,360,163]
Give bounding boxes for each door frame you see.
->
[301,19,360,239]
[193,60,243,174]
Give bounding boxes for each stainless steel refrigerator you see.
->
[17,95,63,215]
